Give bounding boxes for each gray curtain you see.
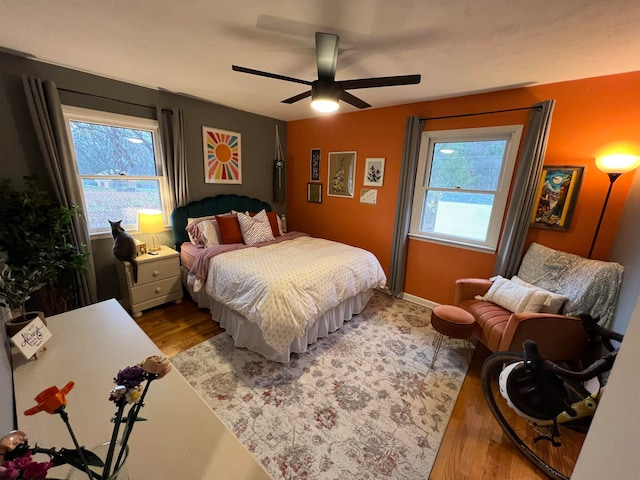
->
[22,75,98,306]
[493,99,556,277]
[388,116,426,296]
[158,107,190,208]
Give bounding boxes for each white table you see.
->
[12,299,271,480]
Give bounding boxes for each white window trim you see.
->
[409,125,523,252]
[62,106,171,236]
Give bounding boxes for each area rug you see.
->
[171,292,470,479]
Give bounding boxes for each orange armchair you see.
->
[454,278,588,361]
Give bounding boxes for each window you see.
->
[63,106,170,235]
[409,125,523,251]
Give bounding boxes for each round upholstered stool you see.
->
[430,305,476,368]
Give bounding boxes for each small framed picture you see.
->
[363,157,385,187]
[311,148,321,181]
[360,188,377,205]
[530,165,584,230]
[328,151,356,198]
[307,183,323,203]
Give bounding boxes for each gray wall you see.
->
[610,170,640,335]
[0,51,287,429]
[0,51,287,301]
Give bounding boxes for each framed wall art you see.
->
[360,188,377,205]
[202,126,242,184]
[307,183,323,203]
[327,151,356,198]
[310,148,321,181]
[363,157,385,187]
[531,165,584,230]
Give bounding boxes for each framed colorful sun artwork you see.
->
[202,126,242,184]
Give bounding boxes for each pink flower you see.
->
[21,459,53,479]
[141,355,172,378]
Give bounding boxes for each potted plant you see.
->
[0,263,49,336]
[0,176,89,319]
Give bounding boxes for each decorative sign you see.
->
[10,317,52,359]
[360,188,378,205]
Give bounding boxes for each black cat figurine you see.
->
[109,220,138,283]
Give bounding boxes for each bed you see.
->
[171,194,387,363]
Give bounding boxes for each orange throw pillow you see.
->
[266,211,281,237]
[215,215,243,244]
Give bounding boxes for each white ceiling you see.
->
[1,0,640,121]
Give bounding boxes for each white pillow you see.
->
[197,219,221,246]
[483,276,549,313]
[237,210,274,246]
[510,275,568,314]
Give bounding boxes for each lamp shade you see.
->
[595,154,640,174]
[137,209,164,234]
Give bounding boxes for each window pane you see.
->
[69,121,156,176]
[429,140,506,191]
[81,179,162,230]
[421,191,493,240]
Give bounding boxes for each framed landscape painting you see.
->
[307,183,322,203]
[327,151,356,198]
[202,126,242,184]
[531,165,584,230]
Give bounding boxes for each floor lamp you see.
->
[588,154,640,258]
[137,209,164,255]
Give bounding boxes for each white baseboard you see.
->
[397,292,440,309]
[374,287,440,309]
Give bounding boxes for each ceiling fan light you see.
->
[311,81,340,112]
[311,98,339,112]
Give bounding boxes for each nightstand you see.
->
[115,246,183,317]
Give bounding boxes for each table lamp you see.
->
[137,209,164,255]
[588,154,640,258]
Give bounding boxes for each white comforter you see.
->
[205,236,387,354]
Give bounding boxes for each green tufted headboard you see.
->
[170,194,272,251]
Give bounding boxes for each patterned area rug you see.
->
[172,292,470,479]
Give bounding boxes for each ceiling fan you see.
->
[232,32,421,112]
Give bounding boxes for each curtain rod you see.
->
[57,87,169,111]
[420,105,540,122]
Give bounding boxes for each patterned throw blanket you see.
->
[517,242,624,327]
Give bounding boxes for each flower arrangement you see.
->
[0,355,171,480]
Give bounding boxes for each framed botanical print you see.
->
[202,126,242,184]
[363,157,385,187]
[531,165,584,230]
[327,151,356,198]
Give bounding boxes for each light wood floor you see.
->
[134,297,548,480]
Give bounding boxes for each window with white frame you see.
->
[62,106,170,235]
[409,125,523,251]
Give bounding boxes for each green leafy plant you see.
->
[0,177,89,316]
[0,264,48,322]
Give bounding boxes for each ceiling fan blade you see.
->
[281,90,312,104]
[232,65,312,86]
[315,32,339,82]
[339,74,421,90]
[339,91,371,109]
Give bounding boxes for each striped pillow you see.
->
[237,210,275,245]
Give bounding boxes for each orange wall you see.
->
[286,71,640,304]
